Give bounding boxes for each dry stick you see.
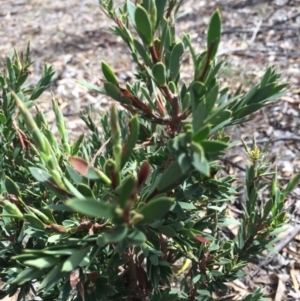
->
[91,137,111,166]
[249,19,263,44]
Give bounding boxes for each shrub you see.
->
[0,1,298,300]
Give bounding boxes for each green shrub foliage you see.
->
[0,1,298,300]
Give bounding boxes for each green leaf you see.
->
[155,0,167,29]
[248,83,276,105]
[66,198,115,219]
[77,183,95,198]
[121,115,139,168]
[12,268,45,285]
[62,177,84,198]
[138,196,174,223]
[157,161,185,192]
[234,103,264,119]
[104,82,122,101]
[207,9,221,60]
[135,5,153,46]
[101,61,118,85]
[76,79,105,94]
[127,0,136,27]
[148,0,157,32]
[24,256,60,269]
[218,218,240,226]
[2,200,23,218]
[24,214,45,230]
[5,176,21,198]
[201,140,228,153]
[103,225,128,243]
[282,172,300,197]
[39,262,64,292]
[233,84,259,110]
[42,248,80,256]
[127,227,147,245]
[30,167,71,197]
[191,143,210,176]
[158,225,176,237]
[66,166,82,185]
[62,246,90,272]
[52,98,69,153]
[115,174,137,208]
[27,206,50,223]
[193,101,206,134]
[97,225,128,247]
[133,39,152,65]
[169,41,184,81]
[205,60,224,86]
[152,62,166,86]
[178,153,192,173]
[149,253,159,266]
[86,167,112,185]
[205,84,219,117]
[263,198,273,219]
[14,92,49,155]
[71,134,84,156]
[0,113,6,124]
[95,284,117,296]
[178,202,196,210]
[193,125,210,143]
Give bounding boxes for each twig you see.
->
[91,137,111,165]
[249,19,262,44]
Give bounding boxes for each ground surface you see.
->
[1,0,300,300]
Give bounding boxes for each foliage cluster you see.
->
[0,1,299,300]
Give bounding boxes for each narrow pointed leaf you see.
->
[24,256,60,269]
[121,115,139,168]
[157,161,185,192]
[62,246,90,272]
[101,61,118,85]
[39,262,64,292]
[24,214,45,230]
[66,198,115,219]
[201,140,228,153]
[155,0,167,29]
[5,177,21,198]
[207,9,221,60]
[282,172,300,197]
[138,196,174,223]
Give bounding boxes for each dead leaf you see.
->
[70,156,89,176]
